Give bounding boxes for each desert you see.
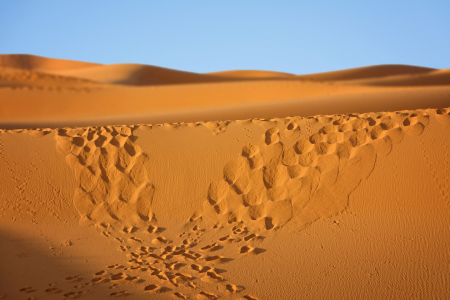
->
[0,53,449,300]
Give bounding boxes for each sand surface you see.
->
[0,54,449,299]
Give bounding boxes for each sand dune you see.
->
[296,64,436,81]
[207,70,295,79]
[1,55,449,129]
[42,64,247,86]
[0,55,449,299]
[0,54,100,71]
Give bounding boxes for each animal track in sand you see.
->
[18,287,36,293]
[218,235,240,244]
[109,290,129,297]
[174,292,188,299]
[201,270,224,283]
[163,261,183,270]
[191,264,212,273]
[45,287,62,294]
[199,291,220,300]
[226,283,245,293]
[244,295,259,300]
[152,236,170,244]
[128,237,143,243]
[95,270,107,276]
[55,126,155,228]
[199,109,434,232]
[65,275,83,283]
[146,224,164,233]
[240,245,265,255]
[121,226,137,234]
[243,233,260,242]
[119,245,131,252]
[144,284,160,292]
[63,290,90,299]
[200,242,222,252]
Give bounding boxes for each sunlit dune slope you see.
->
[1,107,449,300]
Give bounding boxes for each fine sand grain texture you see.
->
[0,55,449,299]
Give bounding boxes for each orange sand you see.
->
[0,54,449,299]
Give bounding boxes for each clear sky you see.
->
[1,1,449,74]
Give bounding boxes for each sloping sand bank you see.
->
[0,55,449,299]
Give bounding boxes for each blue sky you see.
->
[1,1,449,74]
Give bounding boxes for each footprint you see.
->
[110,272,127,283]
[163,261,182,270]
[152,237,169,244]
[95,270,107,276]
[144,284,165,293]
[138,246,151,253]
[240,245,264,255]
[63,290,89,299]
[174,292,187,299]
[18,287,36,293]
[121,226,137,234]
[218,235,230,242]
[115,238,124,243]
[226,283,244,293]
[198,291,219,300]
[65,275,82,283]
[182,239,192,247]
[174,272,193,279]
[128,237,143,243]
[109,290,129,297]
[120,245,131,251]
[232,225,247,235]
[191,264,212,273]
[146,225,159,233]
[218,235,240,244]
[91,277,109,284]
[182,251,202,261]
[240,245,254,254]
[244,296,258,300]
[243,233,260,242]
[102,231,111,237]
[163,245,176,253]
[123,276,141,284]
[204,255,225,263]
[45,287,62,294]
[189,210,202,222]
[200,243,222,252]
[128,251,140,258]
[108,264,123,269]
[201,271,224,283]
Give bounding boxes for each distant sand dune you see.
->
[296,64,436,81]
[0,54,100,71]
[0,55,449,130]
